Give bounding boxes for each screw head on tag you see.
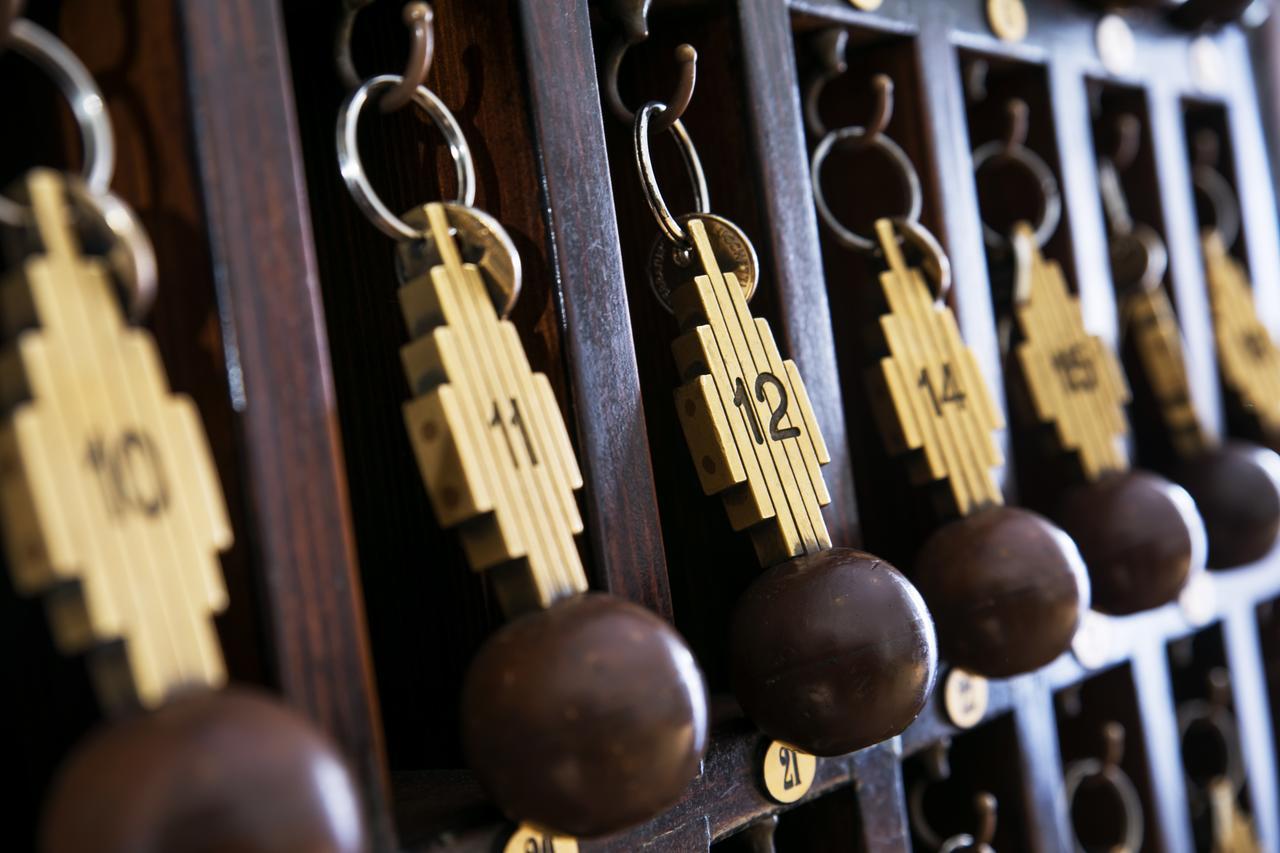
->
[649,213,757,314]
[847,0,883,9]
[1072,610,1114,670]
[397,201,522,317]
[943,668,989,730]
[1096,14,1137,76]
[1179,571,1217,627]
[988,0,1028,43]
[503,824,579,853]
[762,740,816,803]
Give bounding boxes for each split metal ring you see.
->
[972,137,1062,252]
[0,18,115,227]
[633,101,710,248]
[337,73,475,241]
[811,124,923,255]
[1063,757,1144,853]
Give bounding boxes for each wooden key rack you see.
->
[7,0,1280,851]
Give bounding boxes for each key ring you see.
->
[1191,131,1242,251]
[973,100,1062,253]
[809,75,924,255]
[633,100,710,248]
[1177,676,1245,816]
[337,73,476,241]
[1063,723,1144,853]
[0,18,115,227]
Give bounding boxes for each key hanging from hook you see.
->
[334,0,434,113]
[599,0,697,134]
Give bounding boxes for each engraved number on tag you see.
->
[85,430,170,519]
[763,740,817,803]
[944,668,989,730]
[490,398,538,467]
[503,824,578,853]
[734,373,801,445]
[918,363,967,416]
[1052,343,1099,393]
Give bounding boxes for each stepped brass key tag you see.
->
[1193,130,1280,442]
[669,215,833,566]
[635,82,935,770]
[399,200,587,613]
[1203,230,1280,437]
[0,18,368,850]
[338,26,709,838]
[1011,223,1131,480]
[0,170,231,709]
[872,219,1006,516]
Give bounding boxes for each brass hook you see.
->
[602,37,697,135]
[334,0,434,108]
[1003,98,1030,153]
[380,2,434,113]
[1102,721,1126,769]
[803,29,894,143]
[1,0,25,43]
[974,792,998,847]
[1109,113,1142,174]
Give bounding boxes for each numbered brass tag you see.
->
[398,202,587,615]
[667,215,832,567]
[1203,231,1280,438]
[870,219,1006,516]
[762,740,816,804]
[942,668,989,730]
[503,825,579,853]
[1121,285,1208,458]
[1012,223,1131,481]
[0,170,232,709]
[1208,777,1260,853]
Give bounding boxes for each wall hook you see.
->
[379,2,434,113]
[803,29,894,143]
[599,0,695,134]
[1,0,25,44]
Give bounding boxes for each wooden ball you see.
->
[1055,471,1205,615]
[41,689,366,853]
[1173,442,1280,569]
[461,594,709,838]
[729,548,937,757]
[913,506,1089,678]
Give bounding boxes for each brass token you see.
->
[650,213,757,315]
[943,668,989,730]
[988,0,1028,43]
[503,824,579,853]
[398,202,522,317]
[847,0,883,9]
[762,740,816,804]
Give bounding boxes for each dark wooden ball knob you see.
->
[1055,471,1205,615]
[461,593,709,838]
[913,506,1089,679]
[728,548,937,757]
[41,689,367,853]
[1172,441,1280,569]
[1170,0,1254,28]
